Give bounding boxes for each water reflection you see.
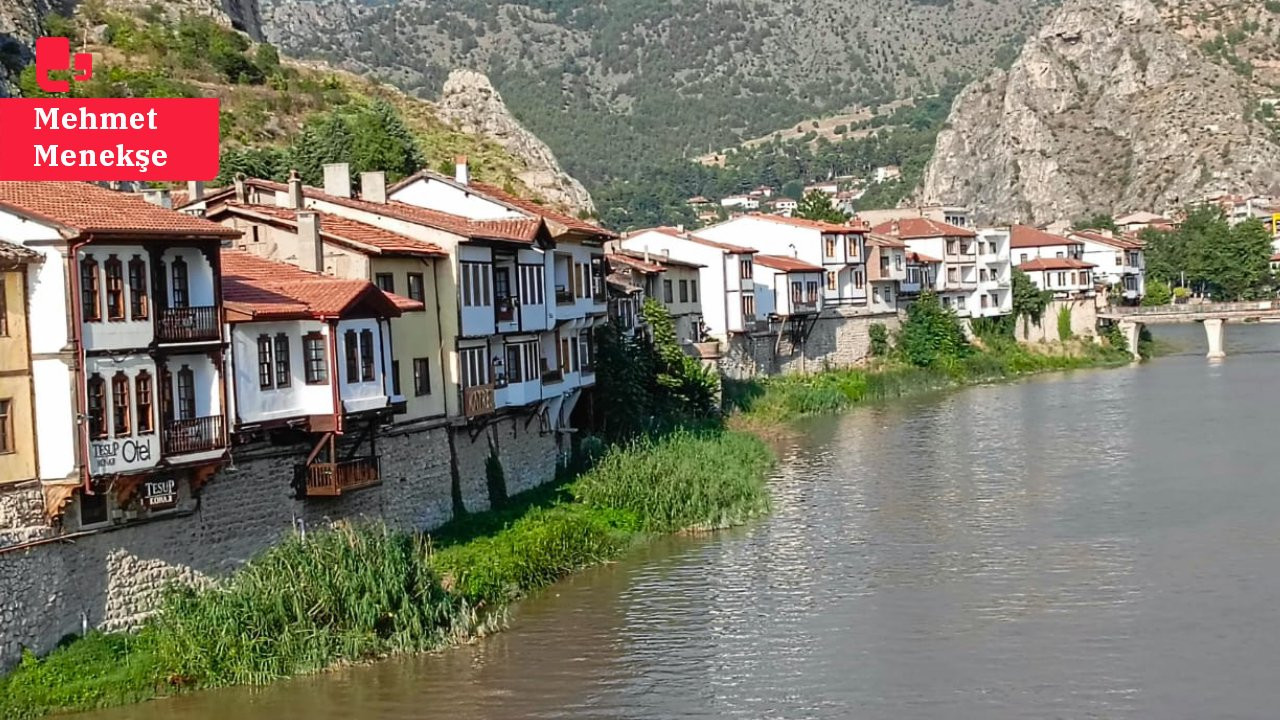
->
[76,324,1280,720]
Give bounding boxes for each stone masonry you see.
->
[721,308,902,379]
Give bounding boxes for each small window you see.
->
[359,329,375,382]
[847,236,858,258]
[391,360,402,396]
[171,257,189,309]
[257,334,274,389]
[679,279,689,303]
[1020,253,1028,264]
[105,256,124,321]
[135,371,154,434]
[742,294,756,321]
[0,275,7,337]
[460,262,492,307]
[304,333,328,384]
[128,256,149,320]
[111,372,130,437]
[86,374,107,439]
[506,345,523,384]
[579,334,594,371]
[413,358,430,396]
[274,333,291,388]
[344,331,359,381]
[407,273,425,302]
[791,281,803,304]
[177,366,195,421]
[690,280,699,303]
[663,279,674,303]
[806,281,818,303]
[78,490,109,527]
[375,273,394,293]
[81,256,101,322]
[854,270,864,289]
[826,271,836,290]
[739,259,753,279]
[824,236,836,258]
[0,398,11,454]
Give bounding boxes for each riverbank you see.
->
[0,429,772,720]
[725,337,1133,429]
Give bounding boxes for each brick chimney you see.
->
[454,155,469,185]
[323,163,351,198]
[186,180,204,202]
[287,169,303,209]
[297,211,323,273]
[891,220,900,235]
[361,171,387,204]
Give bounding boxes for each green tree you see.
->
[1209,218,1274,300]
[640,299,719,419]
[1072,213,1118,232]
[1010,269,1053,339]
[1141,278,1172,306]
[1056,305,1072,341]
[794,190,846,223]
[781,180,805,200]
[895,292,970,367]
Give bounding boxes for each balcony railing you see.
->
[162,415,225,456]
[463,384,496,418]
[157,306,220,343]
[555,287,574,305]
[791,301,819,314]
[300,456,380,497]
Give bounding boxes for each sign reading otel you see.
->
[0,37,219,181]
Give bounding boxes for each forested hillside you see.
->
[261,0,1055,185]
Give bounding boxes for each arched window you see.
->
[104,256,124,321]
[80,256,101,322]
[111,372,130,436]
[86,374,106,439]
[135,371,154,434]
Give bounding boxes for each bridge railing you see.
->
[1106,300,1280,316]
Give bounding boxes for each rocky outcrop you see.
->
[438,69,595,214]
[105,0,262,39]
[919,0,1280,226]
[0,0,59,96]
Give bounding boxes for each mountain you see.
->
[258,0,1056,185]
[919,0,1280,225]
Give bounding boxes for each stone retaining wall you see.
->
[720,308,902,379]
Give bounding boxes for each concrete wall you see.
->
[720,307,902,379]
[1016,298,1099,343]
[0,417,560,670]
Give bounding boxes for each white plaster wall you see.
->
[230,320,333,425]
[84,355,160,476]
[31,360,75,481]
[621,232,729,339]
[160,247,216,307]
[336,318,389,412]
[390,177,524,221]
[77,245,153,350]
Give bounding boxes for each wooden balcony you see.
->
[463,384,496,418]
[300,456,380,497]
[156,306,220,343]
[162,415,226,456]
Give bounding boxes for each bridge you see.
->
[1100,300,1280,358]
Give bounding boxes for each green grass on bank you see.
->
[0,429,772,719]
[726,338,1132,425]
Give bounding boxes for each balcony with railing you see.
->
[299,456,380,497]
[162,415,226,456]
[156,306,220,343]
[463,384,496,419]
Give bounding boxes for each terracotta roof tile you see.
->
[0,182,239,238]
[686,234,757,254]
[866,232,908,248]
[220,204,446,257]
[1010,225,1082,249]
[907,251,942,264]
[747,213,868,233]
[1017,257,1096,271]
[872,218,976,239]
[221,250,421,320]
[0,240,42,268]
[753,254,824,273]
[607,252,665,274]
[615,249,704,270]
[1070,229,1142,250]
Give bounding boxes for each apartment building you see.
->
[873,218,980,316]
[1011,225,1096,298]
[1070,229,1145,302]
[0,182,238,526]
[694,214,870,308]
[620,227,758,342]
[973,228,1014,318]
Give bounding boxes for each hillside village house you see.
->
[866,233,908,313]
[620,227,758,342]
[694,214,872,309]
[221,250,419,496]
[0,242,41,489]
[751,254,824,319]
[1070,229,1145,302]
[873,218,987,316]
[1113,211,1173,235]
[1011,225,1097,298]
[0,182,239,526]
[860,204,973,230]
[604,248,705,343]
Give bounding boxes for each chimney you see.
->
[454,155,469,185]
[644,246,650,264]
[141,189,172,209]
[361,171,387,204]
[676,224,685,233]
[297,211,323,274]
[234,174,247,203]
[186,180,205,202]
[323,163,351,198]
[287,169,303,209]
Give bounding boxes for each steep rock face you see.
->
[106,0,262,39]
[0,0,59,96]
[438,69,594,214]
[919,0,1280,225]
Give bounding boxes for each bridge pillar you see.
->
[1119,320,1142,358]
[1203,317,1226,359]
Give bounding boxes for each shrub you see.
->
[868,322,889,356]
[895,292,970,367]
[1056,305,1073,341]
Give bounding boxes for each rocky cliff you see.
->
[438,69,594,214]
[919,0,1280,225]
[0,0,60,96]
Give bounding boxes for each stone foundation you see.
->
[720,307,902,379]
[1016,298,1099,343]
[0,418,560,670]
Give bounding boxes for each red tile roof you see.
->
[748,213,868,233]
[615,248,703,270]
[687,234,758,254]
[221,250,421,321]
[866,232,908,248]
[1010,225,1081,249]
[907,251,942,264]
[872,217,976,239]
[219,204,446,257]
[0,182,239,239]
[1271,252,1280,262]
[1070,229,1143,250]
[607,252,665,274]
[1017,257,1096,271]
[0,240,41,268]
[753,254,824,273]
[242,180,545,245]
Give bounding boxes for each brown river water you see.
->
[76,324,1280,720]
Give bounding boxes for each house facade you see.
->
[1011,226,1096,298]
[866,233,907,313]
[0,182,238,526]
[973,228,1014,318]
[873,218,982,316]
[1071,229,1145,302]
[0,241,41,487]
[605,249,705,343]
[752,255,824,318]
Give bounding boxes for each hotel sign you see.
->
[140,478,178,510]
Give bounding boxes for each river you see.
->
[78,324,1280,720]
